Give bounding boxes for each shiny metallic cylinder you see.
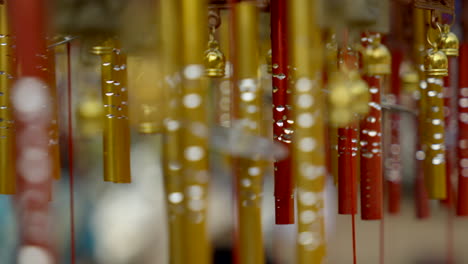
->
[160,0,185,263]
[47,48,61,181]
[91,42,119,183]
[0,2,15,194]
[413,8,431,217]
[181,0,211,263]
[271,0,294,225]
[424,76,447,199]
[423,29,448,199]
[234,2,265,264]
[289,0,327,262]
[113,50,131,183]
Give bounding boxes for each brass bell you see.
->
[204,39,226,78]
[77,92,103,137]
[424,49,448,77]
[266,49,272,74]
[328,72,353,127]
[348,70,370,116]
[362,33,391,76]
[401,69,419,93]
[439,24,459,57]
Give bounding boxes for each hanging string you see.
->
[67,41,76,264]
[351,214,356,264]
[380,217,384,264]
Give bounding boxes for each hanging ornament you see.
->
[359,32,391,220]
[439,22,459,206]
[423,22,448,199]
[91,39,132,183]
[0,2,15,194]
[204,9,225,78]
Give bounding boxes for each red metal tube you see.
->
[360,75,383,220]
[457,43,468,216]
[386,49,403,214]
[338,124,358,214]
[271,0,294,224]
[442,59,455,207]
[337,45,358,215]
[8,0,56,261]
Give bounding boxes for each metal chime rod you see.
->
[387,49,403,214]
[234,2,265,264]
[337,46,358,216]
[91,40,120,182]
[360,33,389,220]
[8,0,56,261]
[180,0,211,263]
[91,38,131,184]
[457,43,468,215]
[442,60,455,205]
[413,8,431,218]
[113,48,132,183]
[160,0,185,263]
[270,0,294,225]
[47,45,61,181]
[423,16,447,200]
[0,1,15,194]
[290,0,327,262]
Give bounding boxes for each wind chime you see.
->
[1,0,467,264]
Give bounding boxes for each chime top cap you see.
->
[90,46,113,55]
[439,25,459,57]
[402,71,419,92]
[362,34,391,75]
[204,40,226,78]
[424,49,448,77]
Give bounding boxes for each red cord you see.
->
[67,42,76,264]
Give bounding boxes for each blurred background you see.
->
[2,0,468,263]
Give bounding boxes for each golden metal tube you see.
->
[424,78,447,199]
[113,50,132,183]
[0,2,15,194]
[160,0,185,263]
[91,41,119,183]
[181,0,211,263]
[47,47,61,180]
[290,0,327,262]
[234,2,265,264]
[159,0,186,262]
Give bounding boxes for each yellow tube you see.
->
[91,41,119,183]
[290,0,327,262]
[112,49,132,183]
[0,1,15,194]
[160,0,186,263]
[234,2,265,264]
[46,47,61,180]
[181,0,211,263]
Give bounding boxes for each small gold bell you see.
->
[348,70,370,116]
[77,93,103,137]
[362,33,391,76]
[204,39,226,78]
[328,72,353,127]
[401,69,419,93]
[138,104,163,134]
[424,49,448,77]
[439,24,459,57]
